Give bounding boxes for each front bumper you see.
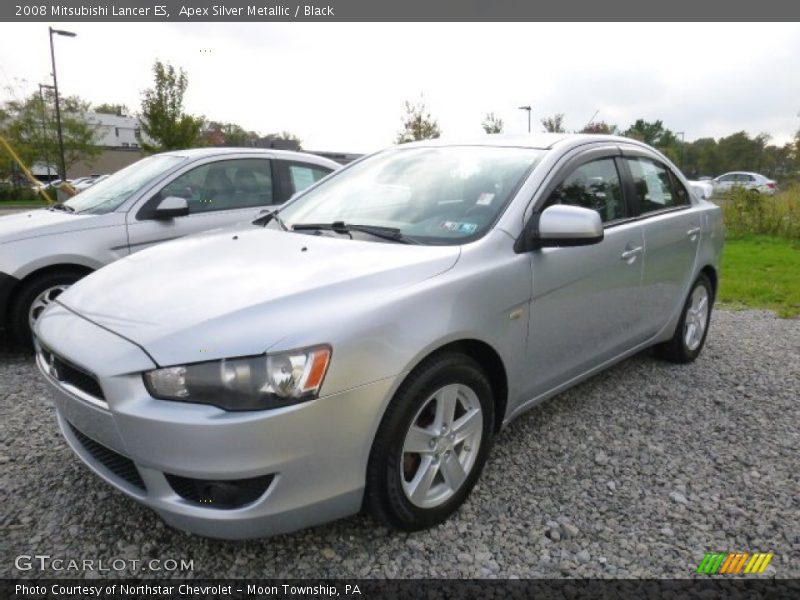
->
[35,303,396,539]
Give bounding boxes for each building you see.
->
[87,112,143,149]
[68,112,148,178]
[67,115,362,177]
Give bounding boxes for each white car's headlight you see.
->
[143,346,331,411]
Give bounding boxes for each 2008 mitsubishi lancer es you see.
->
[34,134,723,539]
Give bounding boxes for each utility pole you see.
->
[518,105,532,133]
[38,84,55,180]
[49,26,77,181]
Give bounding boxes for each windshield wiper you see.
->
[49,203,75,213]
[252,209,287,230]
[292,221,419,244]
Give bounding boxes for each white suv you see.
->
[0,147,339,343]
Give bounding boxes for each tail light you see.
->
[766,182,776,189]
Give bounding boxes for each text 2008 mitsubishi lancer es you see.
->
[34,134,723,539]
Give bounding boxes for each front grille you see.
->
[165,473,274,509]
[68,422,145,491]
[40,347,105,401]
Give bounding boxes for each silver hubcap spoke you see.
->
[434,385,458,429]
[408,456,439,504]
[28,285,70,331]
[684,285,710,351]
[403,425,437,454]
[400,383,483,509]
[440,452,467,490]
[452,408,482,443]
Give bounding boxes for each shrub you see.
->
[719,185,800,240]
[0,182,41,203]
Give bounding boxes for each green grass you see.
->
[719,235,800,318]
[0,199,48,207]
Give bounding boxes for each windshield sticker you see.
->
[440,221,478,234]
[476,192,495,206]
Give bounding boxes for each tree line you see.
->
[397,102,800,179]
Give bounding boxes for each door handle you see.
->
[620,246,643,260]
[687,227,701,240]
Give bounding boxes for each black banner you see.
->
[3,0,800,22]
[4,579,800,600]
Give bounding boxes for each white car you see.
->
[687,180,714,200]
[712,172,777,196]
[73,174,109,192]
[0,148,339,344]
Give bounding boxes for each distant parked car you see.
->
[687,180,714,200]
[73,174,110,192]
[0,148,339,343]
[712,172,777,196]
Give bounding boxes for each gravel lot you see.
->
[2,309,798,579]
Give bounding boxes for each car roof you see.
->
[392,133,653,152]
[159,146,340,168]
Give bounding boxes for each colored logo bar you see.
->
[696,552,774,574]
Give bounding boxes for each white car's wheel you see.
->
[10,271,85,346]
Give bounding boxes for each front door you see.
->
[524,155,647,399]
[126,157,277,253]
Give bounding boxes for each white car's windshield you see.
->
[275,146,544,245]
[64,155,185,214]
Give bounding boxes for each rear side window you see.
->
[545,158,625,223]
[624,158,689,214]
[288,163,332,195]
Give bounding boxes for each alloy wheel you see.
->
[684,284,710,351]
[400,383,483,509]
[28,285,70,332]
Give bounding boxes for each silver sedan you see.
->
[34,134,723,539]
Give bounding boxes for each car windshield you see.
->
[274,146,544,245]
[64,155,186,215]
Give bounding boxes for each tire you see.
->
[655,273,714,364]
[9,270,84,346]
[365,352,495,531]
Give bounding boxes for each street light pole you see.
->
[49,26,76,182]
[38,84,56,180]
[518,105,532,133]
[676,131,686,171]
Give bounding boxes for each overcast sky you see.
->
[1,22,798,153]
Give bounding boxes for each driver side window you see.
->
[545,158,624,223]
[159,159,273,214]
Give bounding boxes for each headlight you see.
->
[143,346,331,411]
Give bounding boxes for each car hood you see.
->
[57,227,461,365]
[0,208,100,243]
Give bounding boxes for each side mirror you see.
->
[152,196,189,219]
[518,204,603,251]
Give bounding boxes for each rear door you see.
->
[619,149,700,338]
[126,156,276,253]
[715,174,735,193]
[523,147,647,399]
